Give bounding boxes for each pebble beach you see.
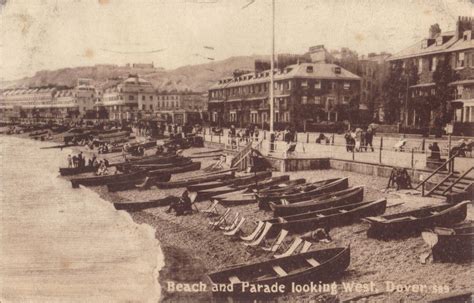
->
[67,141,473,302]
[3,132,473,302]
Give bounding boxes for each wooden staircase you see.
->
[230,140,263,171]
[425,166,474,202]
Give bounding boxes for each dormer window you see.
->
[436,36,443,46]
[421,39,429,49]
[463,30,472,41]
[306,66,314,73]
[334,67,341,74]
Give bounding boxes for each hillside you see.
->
[2,55,267,92]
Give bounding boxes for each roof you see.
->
[209,63,360,90]
[389,24,474,61]
[448,38,474,52]
[388,34,458,61]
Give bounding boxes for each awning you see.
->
[409,82,435,88]
[448,79,474,86]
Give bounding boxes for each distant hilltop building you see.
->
[125,63,155,69]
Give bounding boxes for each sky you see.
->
[0,0,472,80]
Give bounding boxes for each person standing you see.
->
[78,152,83,168]
[365,128,374,152]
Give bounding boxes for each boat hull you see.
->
[207,247,350,298]
[366,201,469,239]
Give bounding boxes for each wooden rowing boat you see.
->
[422,221,474,262]
[156,169,236,189]
[196,174,284,201]
[428,291,472,302]
[129,158,192,170]
[113,196,180,211]
[210,175,291,206]
[365,201,470,239]
[270,186,365,217]
[187,170,272,192]
[59,166,96,176]
[257,178,307,195]
[115,154,181,172]
[106,173,172,192]
[106,162,200,192]
[258,178,349,210]
[207,247,350,297]
[265,198,386,237]
[71,170,146,188]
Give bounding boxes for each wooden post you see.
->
[411,148,415,168]
[421,138,425,153]
[447,135,452,173]
[352,146,355,161]
[306,132,309,143]
[219,134,221,144]
[264,131,266,140]
[210,132,213,143]
[379,137,383,164]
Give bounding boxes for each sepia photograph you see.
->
[0,0,473,302]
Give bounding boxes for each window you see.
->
[331,82,336,90]
[149,95,153,100]
[129,95,134,101]
[457,85,464,99]
[287,81,292,90]
[301,80,308,87]
[436,36,443,46]
[456,52,465,68]
[142,96,145,101]
[418,58,423,74]
[314,96,321,104]
[314,81,321,89]
[306,66,313,73]
[284,111,290,122]
[431,57,438,72]
[141,104,145,110]
[343,82,350,90]
[326,97,335,109]
[342,96,350,104]
[301,96,308,104]
[149,104,153,110]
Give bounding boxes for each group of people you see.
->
[228,125,261,148]
[344,127,375,152]
[67,152,110,175]
[67,152,90,168]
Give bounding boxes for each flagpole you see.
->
[269,0,275,133]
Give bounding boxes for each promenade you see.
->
[202,128,474,173]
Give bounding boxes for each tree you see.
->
[432,56,457,125]
[382,60,418,124]
[295,103,325,122]
[382,62,404,123]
